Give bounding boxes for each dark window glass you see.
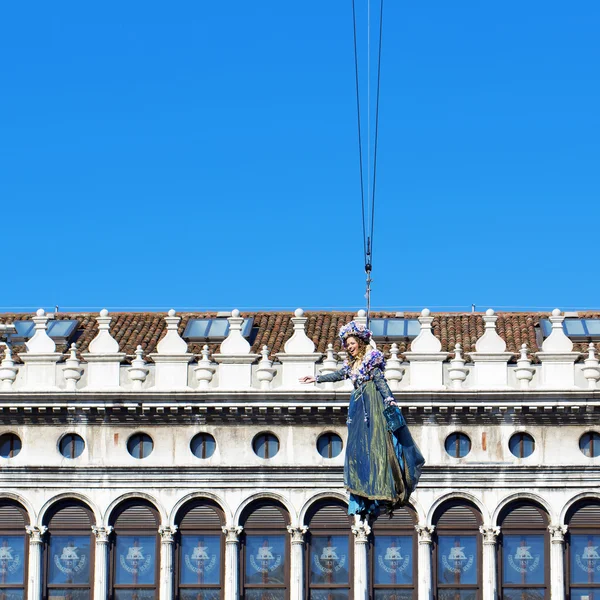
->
[580,432,600,458]
[502,535,545,585]
[48,535,91,585]
[437,535,478,585]
[190,434,216,459]
[373,535,413,586]
[570,534,600,584]
[127,434,153,459]
[310,535,350,586]
[317,434,343,459]
[59,434,85,459]
[245,534,285,585]
[48,590,89,600]
[180,535,221,585]
[0,434,21,459]
[252,434,279,459]
[444,433,471,458]
[115,535,156,585]
[509,433,535,458]
[0,535,26,584]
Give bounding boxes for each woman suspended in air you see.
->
[300,320,424,519]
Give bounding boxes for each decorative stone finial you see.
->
[318,343,339,388]
[156,310,188,354]
[63,343,83,391]
[354,309,368,328]
[25,309,56,354]
[409,308,441,353]
[128,345,150,391]
[219,309,251,354]
[0,346,19,391]
[88,310,120,354]
[474,309,507,353]
[283,309,315,354]
[256,345,277,390]
[582,342,600,390]
[515,343,535,390]
[385,343,405,390]
[194,345,216,389]
[541,309,573,352]
[448,343,469,390]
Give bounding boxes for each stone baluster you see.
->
[91,526,113,600]
[149,310,193,390]
[128,345,150,390]
[26,525,47,600]
[318,344,338,390]
[82,309,126,390]
[0,346,19,391]
[514,344,535,390]
[213,310,259,390]
[351,519,371,600]
[222,526,243,600]
[468,309,512,389]
[479,526,500,600]
[448,343,469,390]
[256,346,277,390]
[287,525,308,600]
[404,310,448,390]
[548,525,567,600]
[194,345,216,389]
[582,343,600,389]
[415,525,435,600]
[20,309,62,390]
[63,344,83,391]
[159,526,178,600]
[536,309,579,389]
[385,343,405,391]
[275,309,322,389]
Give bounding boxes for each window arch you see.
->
[371,506,417,600]
[43,501,95,600]
[566,499,600,600]
[305,501,352,600]
[175,500,225,600]
[433,500,482,600]
[109,501,160,600]
[241,501,289,600]
[498,501,549,600]
[0,500,29,600]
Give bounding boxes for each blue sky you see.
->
[2,1,599,313]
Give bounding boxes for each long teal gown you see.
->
[316,351,424,517]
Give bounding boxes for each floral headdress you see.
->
[338,320,372,345]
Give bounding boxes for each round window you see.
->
[0,433,22,459]
[191,433,216,459]
[59,433,85,459]
[317,433,343,458]
[252,433,279,459]
[127,433,154,459]
[580,431,600,458]
[509,432,535,458]
[444,432,471,458]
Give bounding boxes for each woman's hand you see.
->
[299,376,316,384]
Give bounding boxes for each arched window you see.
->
[305,501,352,600]
[498,502,549,600]
[110,501,159,600]
[371,506,417,600]
[175,500,225,600]
[433,501,482,600]
[241,502,289,600]
[43,502,95,600]
[0,500,29,600]
[566,499,600,600]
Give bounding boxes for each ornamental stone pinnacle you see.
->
[194,345,216,389]
[475,309,507,353]
[128,345,149,390]
[256,346,276,390]
[410,309,442,354]
[542,309,573,353]
[63,343,83,391]
[220,309,251,354]
[156,310,188,355]
[88,309,120,354]
[283,309,316,354]
[0,346,18,390]
[25,309,56,354]
[385,343,404,391]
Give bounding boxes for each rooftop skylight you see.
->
[369,318,420,339]
[9,319,79,344]
[540,318,600,338]
[183,317,254,341]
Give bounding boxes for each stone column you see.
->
[158,526,178,600]
[222,526,243,600]
[479,526,500,600]
[415,525,435,600]
[351,519,371,600]
[25,525,47,600]
[548,525,567,600]
[287,525,308,600]
[92,526,113,600]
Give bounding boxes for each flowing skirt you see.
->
[344,381,424,516]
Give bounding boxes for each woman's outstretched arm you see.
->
[299,368,347,384]
[372,367,399,406]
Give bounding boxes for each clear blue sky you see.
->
[2,1,599,313]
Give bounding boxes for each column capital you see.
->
[25,525,47,543]
[92,525,113,543]
[548,524,568,542]
[287,525,308,544]
[479,525,501,544]
[351,521,371,544]
[158,525,178,543]
[415,524,435,544]
[222,525,243,543]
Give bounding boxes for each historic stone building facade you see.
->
[0,307,599,600]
